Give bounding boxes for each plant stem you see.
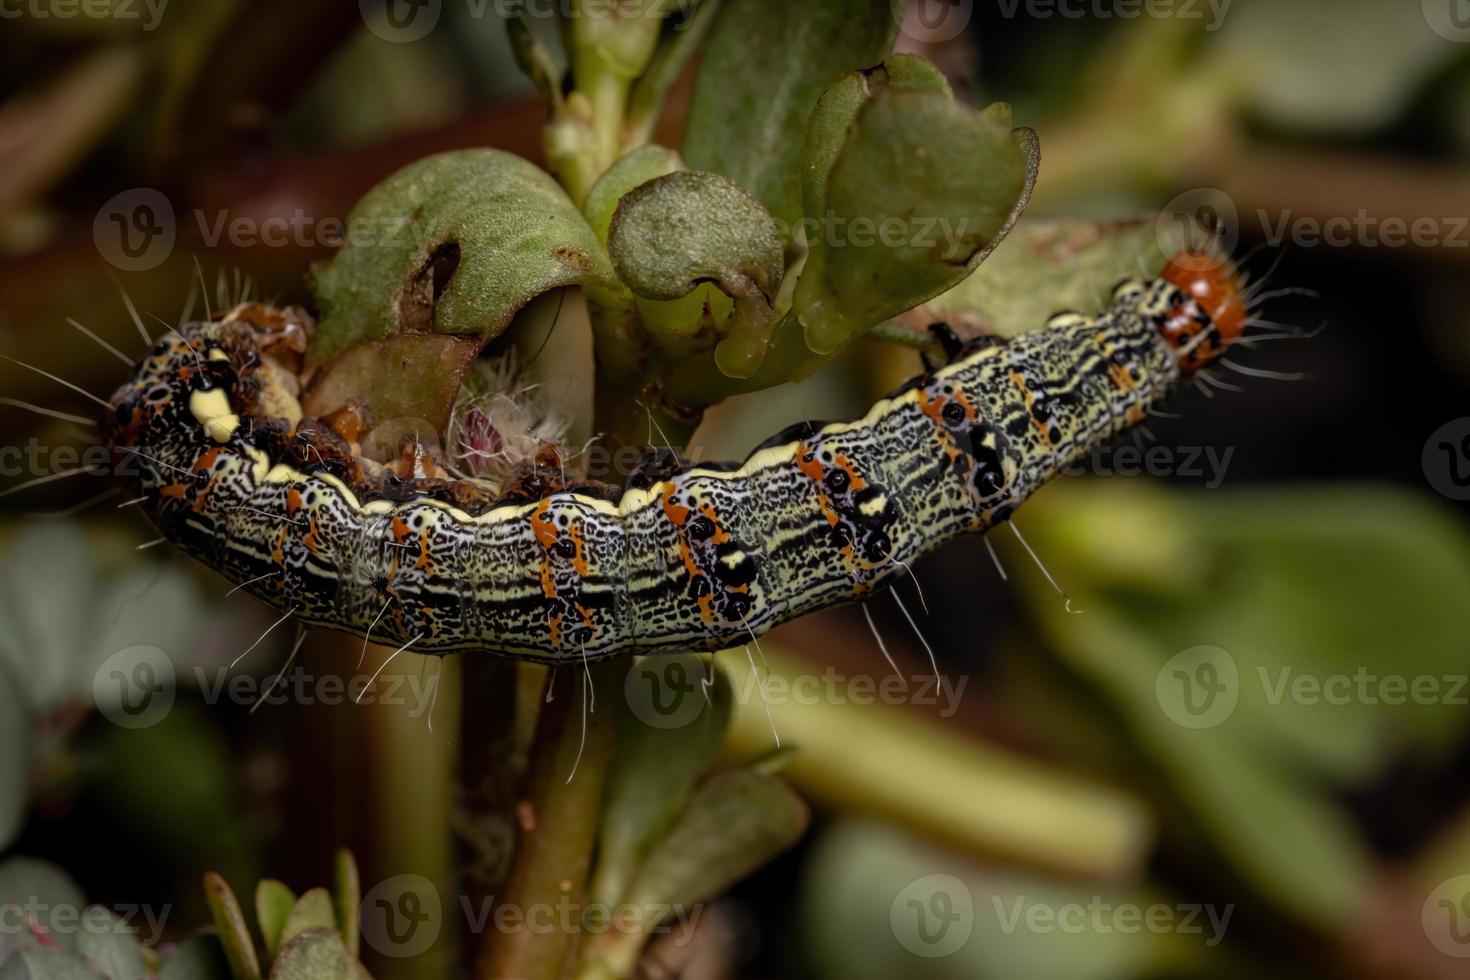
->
[475,660,620,980]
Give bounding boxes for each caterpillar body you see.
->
[103,252,1247,664]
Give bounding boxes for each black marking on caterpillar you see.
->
[101,252,1250,664]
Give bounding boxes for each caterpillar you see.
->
[101,250,1249,664]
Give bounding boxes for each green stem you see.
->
[475,661,621,980]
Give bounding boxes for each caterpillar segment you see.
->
[103,252,1241,664]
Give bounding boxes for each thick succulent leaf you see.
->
[0,948,103,980]
[608,171,784,378]
[203,873,260,980]
[309,149,614,367]
[75,909,146,980]
[266,930,369,980]
[156,937,230,980]
[621,768,808,926]
[796,88,1033,354]
[255,881,297,958]
[0,860,87,956]
[913,216,1187,339]
[277,890,336,952]
[584,145,684,245]
[591,655,733,909]
[1224,0,1467,134]
[800,54,952,225]
[332,851,360,959]
[0,663,27,852]
[684,0,900,230]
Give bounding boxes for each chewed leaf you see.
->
[684,0,899,231]
[796,88,1035,354]
[800,54,953,226]
[608,171,785,378]
[309,149,614,367]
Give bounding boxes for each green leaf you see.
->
[0,947,106,980]
[157,936,230,980]
[800,54,953,226]
[590,655,733,909]
[266,930,369,980]
[309,149,615,367]
[584,144,684,245]
[277,891,335,953]
[625,0,723,147]
[0,663,28,852]
[0,858,87,954]
[203,872,260,980]
[76,908,146,980]
[919,216,1187,340]
[795,88,1034,355]
[254,881,296,959]
[1223,0,1467,134]
[506,12,563,109]
[622,768,808,925]
[608,171,784,378]
[684,0,900,230]
[331,851,360,959]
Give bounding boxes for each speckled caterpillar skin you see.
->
[105,274,1207,663]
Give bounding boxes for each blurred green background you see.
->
[2,1,1470,978]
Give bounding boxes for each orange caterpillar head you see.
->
[1157,250,1249,374]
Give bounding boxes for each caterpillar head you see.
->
[1157,250,1248,374]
